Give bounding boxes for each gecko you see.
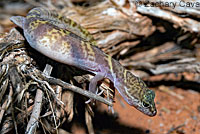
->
[10,7,157,116]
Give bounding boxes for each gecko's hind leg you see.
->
[85,73,105,105]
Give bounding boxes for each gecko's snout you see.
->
[152,109,157,116]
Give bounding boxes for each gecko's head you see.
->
[137,89,156,116]
[116,72,157,116]
[125,84,157,116]
[115,75,157,116]
[114,68,157,116]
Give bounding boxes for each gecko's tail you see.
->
[10,16,25,28]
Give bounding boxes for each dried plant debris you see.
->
[64,0,155,47]
[0,28,114,133]
[133,0,200,33]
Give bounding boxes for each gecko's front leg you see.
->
[86,72,106,104]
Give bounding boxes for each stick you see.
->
[36,70,113,106]
[26,64,53,134]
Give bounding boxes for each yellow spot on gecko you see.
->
[81,41,87,58]
[61,42,71,53]
[60,29,70,36]
[86,42,95,61]
[57,14,63,20]
[70,20,75,27]
[31,9,41,14]
[26,14,36,19]
[86,42,94,55]
[27,9,42,19]
[124,69,127,83]
[29,20,47,30]
[106,55,113,74]
[81,28,89,34]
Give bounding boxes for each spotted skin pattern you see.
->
[10,7,156,116]
[26,7,97,45]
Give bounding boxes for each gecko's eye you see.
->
[142,101,150,108]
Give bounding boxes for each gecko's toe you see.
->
[85,99,91,104]
[97,89,104,96]
[85,99,95,105]
[108,106,115,114]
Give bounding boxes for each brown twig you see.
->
[0,100,8,125]
[85,106,94,134]
[166,123,185,134]
[36,70,113,106]
[26,64,53,134]
[137,5,200,33]
[158,85,184,100]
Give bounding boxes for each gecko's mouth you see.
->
[144,108,156,117]
[134,104,157,117]
[146,109,157,117]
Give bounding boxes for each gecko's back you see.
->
[22,8,108,74]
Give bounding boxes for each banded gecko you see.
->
[10,7,156,116]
